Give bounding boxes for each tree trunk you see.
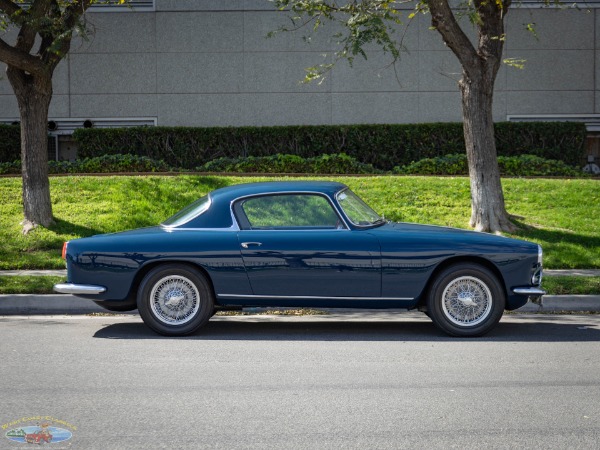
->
[460,70,516,233]
[8,69,54,229]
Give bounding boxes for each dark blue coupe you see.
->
[54,181,545,337]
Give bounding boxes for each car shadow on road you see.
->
[93,314,600,342]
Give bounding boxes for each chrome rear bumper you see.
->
[53,283,106,295]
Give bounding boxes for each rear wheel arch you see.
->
[136,262,215,335]
[129,260,216,303]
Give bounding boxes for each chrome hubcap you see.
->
[150,275,200,325]
[442,276,492,326]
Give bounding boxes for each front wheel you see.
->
[137,264,214,336]
[426,263,505,337]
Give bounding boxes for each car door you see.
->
[234,193,381,298]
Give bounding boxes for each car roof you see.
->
[173,181,349,229]
[209,181,348,204]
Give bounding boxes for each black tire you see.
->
[426,263,505,337]
[137,264,214,336]
[94,300,137,312]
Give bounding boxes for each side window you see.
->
[240,194,340,229]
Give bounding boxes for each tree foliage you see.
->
[0,0,125,232]
[271,0,557,232]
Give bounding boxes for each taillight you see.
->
[62,241,68,260]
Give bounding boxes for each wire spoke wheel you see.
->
[150,275,200,325]
[441,276,492,326]
[427,263,505,337]
[137,264,214,336]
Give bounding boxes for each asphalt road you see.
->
[1,312,600,449]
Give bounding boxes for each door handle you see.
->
[241,242,262,249]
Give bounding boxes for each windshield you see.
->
[162,195,211,227]
[336,189,384,227]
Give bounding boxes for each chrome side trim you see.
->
[217,294,413,301]
[513,287,546,296]
[53,283,106,295]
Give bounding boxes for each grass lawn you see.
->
[0,175,598,270]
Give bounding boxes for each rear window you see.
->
[162,195,211,227]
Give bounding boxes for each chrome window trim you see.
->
[160,194,213,229]
[335,187,386,229]
[230,190,351,231]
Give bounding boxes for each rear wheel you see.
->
[426,263,505,337]
[137,264,214,336]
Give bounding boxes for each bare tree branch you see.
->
[427,0,479,75]
[0,0,19,15]
[0,37,45,73]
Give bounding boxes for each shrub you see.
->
[395,154,586,177]
[199,153,379,174]
[0,154,171,175]
[497,154,583,177]
[0,124,20,163]
[73,122,586,170]
[395,154,468,175]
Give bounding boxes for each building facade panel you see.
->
[418,91,463,122]
[70,94,158,118]
[331,52,419,93]
[506,50,594,92]
[0,4,597,135]
[507,90,595,115]
[507,9,595,51]
[332,92,420,124]
[157,53,244,93]
[0,94,18,118]
[243,93,332,126]
[157,93,245,126]
[69,53,157,95]
[156,0,245,11]
[156,12,244,53]
[418,50,463,92]
[71,12,157,54]
[243,52,332,93]
[48,95,70,118]
[0,63,14,95]
[243,11,334,52]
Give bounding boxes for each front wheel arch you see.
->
[417,256,507,309]
[426,262,506,337]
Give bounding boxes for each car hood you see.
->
[377,221,531,246]
[382,221,487,235]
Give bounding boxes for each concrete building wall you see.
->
[0,1,597,127]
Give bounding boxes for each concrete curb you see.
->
[1,294,599,316]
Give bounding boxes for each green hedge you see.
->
[0,154,171,175]
[0,124,20,162]
[201,153,380,174]
[72,122,586,170]
[0,153,588,177]
[395,154,585,177]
